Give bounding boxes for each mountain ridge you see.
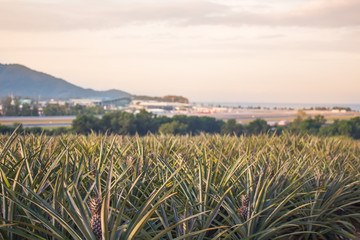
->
[0,63,131,100]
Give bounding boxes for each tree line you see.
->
[42,103,105,116]
[0,97,39,116]
[69,110,360,139]
[0,96,105,116]
[0,109,359,139]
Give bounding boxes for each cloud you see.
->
[189,0,360,28]
[0,1,228,31]
[275,0,360,27]
[257,34,285,39]
[0,0,359,31]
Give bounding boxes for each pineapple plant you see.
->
[0,133,360,239]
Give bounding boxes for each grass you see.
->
[1,129,360,239]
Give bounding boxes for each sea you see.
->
[193,102,360,112]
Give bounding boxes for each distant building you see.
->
[69,99,102,106]
[39,99,67,106]
[267,121,277,127]
[278,120,288,126]
[99,97,132,108]
[20,99,32,105]
[129,100,191,113]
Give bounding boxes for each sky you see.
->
[0,0,359,104]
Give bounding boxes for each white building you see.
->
[69,99,102,106]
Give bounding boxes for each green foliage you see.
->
[68,111,360,140]
[348,117,360,139]
[221,119,244,136]
[0,124,72,136]
[0,133,360,239]
[247,119,270,134]
[0,97,39,116]
[172,115,223,134]
[299,115,326,135]
[72,114,101,134]
[0,124,14,134]
[320,117,360,139]
[43,103,105,116]
[333,106,352,111]
[134,109,157,135]
[19,103,38,116]
[43,103,64,116]
[101,111,136,135]
[159,121,188,135]
[289,110,307,133]
[72,111,224,136]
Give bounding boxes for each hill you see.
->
[0,63,130,100]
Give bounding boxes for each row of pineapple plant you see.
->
[0,128,360,239]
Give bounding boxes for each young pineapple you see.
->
[238,206,249,219]
[126,155,135,174]
[238,194,250,220]
[88,197,103,239]
[241,194,249,206]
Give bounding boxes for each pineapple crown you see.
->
[88,197,103,215]
[241,194,250,206]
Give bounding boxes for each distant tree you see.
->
[20,103,32,116]
[333,106,352,112]
[221,119,243,136]
[50,127,71,135]
[247,119,270,135]
[13,98,21,115]
[319,117,360,139]
[72,104,85,115]
[186,116,203,134]
[337,120,352,136]
[1,96,17,116]
[289,110,307,133]
[348,117,360,139]
[314,115,326,125]
[0,97,39,116]
[85,106,105,115]
[299,115,326,135]
[153,115,172,130]
[199,117,223,133]
[172,115,188,124]
[159,121,188,135]
[1,97,11,115]
[72,114,100,134]
[0,124,14,134]
[32,105,39,116]
[172,115,222,134]
[43,104,66,116]
[25,127,43,135]
[100,111,136,135]
[135,109,156,135]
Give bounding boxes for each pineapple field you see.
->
[1,130,360,239]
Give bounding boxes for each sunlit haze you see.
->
[1,0,359,103]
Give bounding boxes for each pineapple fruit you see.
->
[238,194,249,220]
[88,197,103,239]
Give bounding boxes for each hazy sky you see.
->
[0,0,359,103]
